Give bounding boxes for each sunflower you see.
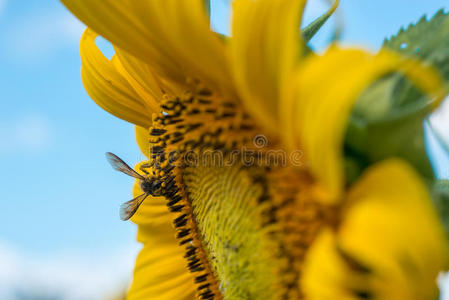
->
[62,0,449,299]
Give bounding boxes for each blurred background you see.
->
[0,0,448,299]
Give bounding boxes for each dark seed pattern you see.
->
[143,89,328,299]
[144,91,260,300]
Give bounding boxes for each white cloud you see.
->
[0,0,6,16]
[0,242,139,300]
[2,240,448,300]
[5,9,85,61]
[0,113,52,154]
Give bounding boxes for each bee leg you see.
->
[139,162,153,174]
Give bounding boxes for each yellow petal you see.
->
[63,0,230,92]
[80,29,153,127]
[301,229,369,300]
[289,48,444,202]
[135,126,150,158]
[342,159,448,298]
[302,159,449,299]
[127,163,197,300]
[113,49,163,113]
[128,237,196,300]
[230,0,306,135]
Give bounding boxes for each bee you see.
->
[106,152,163,221]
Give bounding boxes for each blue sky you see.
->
[0,0,448,298]
[0,0,139,255]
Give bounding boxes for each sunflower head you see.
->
[62,1,449,299]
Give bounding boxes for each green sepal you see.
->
[345,74,434,181]
[302,1,339,43]
[204,0,211,18]
[345,105,434,181]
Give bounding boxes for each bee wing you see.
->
[120,193,149,221]
[106,152,144,180]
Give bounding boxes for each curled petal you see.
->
[63,0,230,92]
[287,48,444,202]
[113,49,164,113]
[80,29,153,127]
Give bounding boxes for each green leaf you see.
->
[384,9,449,61]
[382,9,449,109]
